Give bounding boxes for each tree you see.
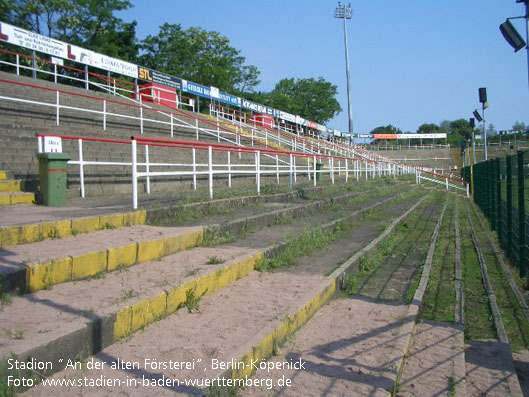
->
[369,125,402,134]
[4,0,138,61]
[139,23,260,93]
[265,77,342,124]
[449,119,472,141]
[417,123,440,134]
[513,121,527,132]
[487,123,497,136]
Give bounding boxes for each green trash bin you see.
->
[316,162,324,181]
[37,153,71,206]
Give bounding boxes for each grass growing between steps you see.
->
[458,200,497,341]
[256,189,424,272]
[420,197,456,323]
[466,202,529,352]
[346,192,444,303]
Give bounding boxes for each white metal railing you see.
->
[416,171,469,196]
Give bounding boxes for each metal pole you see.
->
[483,103,487,160]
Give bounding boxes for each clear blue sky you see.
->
[118,1,528,134]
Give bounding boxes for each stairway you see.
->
[0,170,34,205]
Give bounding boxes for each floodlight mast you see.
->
[334,2,354,144]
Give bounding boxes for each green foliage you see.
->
[140,23,260,93]
[207,256,225,265]
[343,274,357,295]
[252,77,341,124]
[180,288,206,313]
[369,124,402,135]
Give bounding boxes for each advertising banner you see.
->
[306,120,318,130]
[242,99,273,115]
[279,111,296,123]
[138,67,182,90]
[0,21,67,58]
[0,21,138,77]
[395,133,447,139]
[374,134,397,140]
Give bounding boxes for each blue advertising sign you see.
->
[182,79,241,107]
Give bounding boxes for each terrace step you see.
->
[0,224,203,294]
[10,183,423,395]
[0,191,34,206]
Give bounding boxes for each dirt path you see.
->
[242,297,409,396]
[397,321,465,397]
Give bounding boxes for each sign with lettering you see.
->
[43,136,62,153]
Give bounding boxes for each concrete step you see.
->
[0,191,35,206]
[0,179,22,192]
[0,170,7,180]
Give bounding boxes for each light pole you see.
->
[334,2,354,144]
[500,0,529,90]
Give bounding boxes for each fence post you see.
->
[208,146,213,199]
[78,139,85,198]
[507,155,513,257]
[228,151,232,188]
[132,139,138,210]
[276,155,280,184]
[289,154,293,189]
[313,156,317,186]
[145,145,150,194]
[192,148,197,190]
[56,91,60,126]
[518,151,526,278]
[256,150,260,195]
[139,96,143,134]
[496,158,502,241]
[103,100,107,130]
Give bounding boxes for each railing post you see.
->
[139,96,143,134]
[256,150,260,195]
[16,54,19,75]
[103,100,106,130]
[195,119,199,140]
[145,145,150,194]
[84,65,89,90]
[345,159,348,183]
[307,157,311,181]
[217,119,220,143]
[56,91,60,126]
[37,136,43,153]
[251,128,254,146]
[293,155,297,183]
[191,148,197,190]
[54,64,57,84]
[170,114,173,138]
[518,151,526,278]
[276,155,280,184]
[313,156,317,186]
[208,146,213,199]
[132,139,138,209]
[330,157,334,184]
[446,177,448,191]
[228,151,232,188]
[289,154,293,189]
[78,139,85,198]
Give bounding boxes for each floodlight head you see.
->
[334,2,353,19]
[473,110,483,122]
[500,19,526,52]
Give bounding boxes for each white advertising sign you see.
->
[396,133,447,139]
[0,21,67,58]
[210,86,220,99]
[44,136,62,153]
[279,111,296,123]
[0,21,138,78]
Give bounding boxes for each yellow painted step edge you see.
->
[113,251,263,340]
[0,171,7,180]
[0,180,22,192]
[0,210,147,247]
[25,228,203,293]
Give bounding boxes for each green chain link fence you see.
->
[462,150,528,283]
